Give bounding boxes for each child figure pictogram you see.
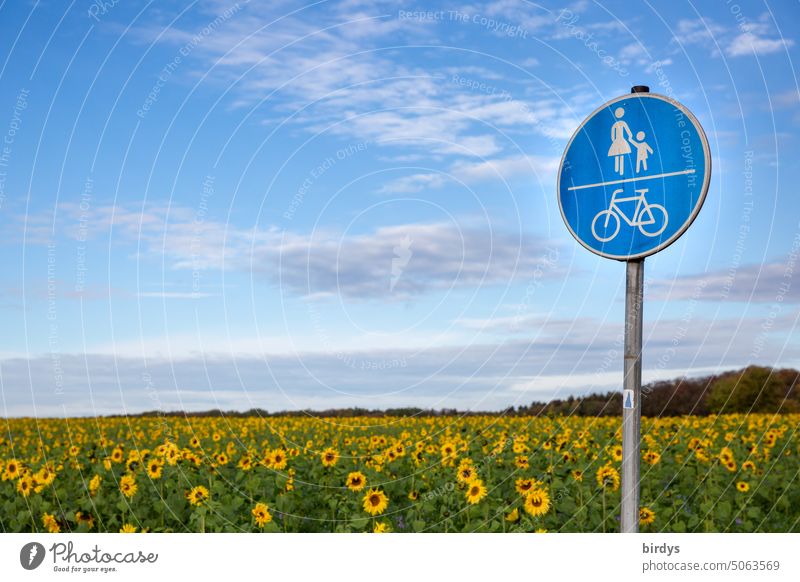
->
[629,131,653,173]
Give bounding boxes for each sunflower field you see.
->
[1,413,798,533]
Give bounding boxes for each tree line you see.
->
[511,366,799,417]
[120,366,799,419]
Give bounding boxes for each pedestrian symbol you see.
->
[558,93,711,260]
[623,389,634,409]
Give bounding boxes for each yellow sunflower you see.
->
[362,488,389,516]
[457,465,478,484]
[515,477,536,496]
[465,479,488,505]
[2,459,21,481]
[270,449,288,470]
[596,464,620,491]
[16,476,34,497]
[119,474,138,499]
[736,481,750,493]
[75,511,95,530]
[42,512,60,533]
[252,502,273,527]
[505,508,520,523]
[345,471,367,492]
[639,507,656,526]
[35,466,55,487]
[186,485,209,506]
[88,474,101,496]
[373,521,391,533]
[643,451,661,465]
[440,442,457,459]
[523,489,551,518]
[120,523,137,533]
[320,447,339,468]
[147,459,164,479]
[719,447,734,464]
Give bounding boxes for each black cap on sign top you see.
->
[631,85,650,93]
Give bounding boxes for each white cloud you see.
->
[256,222,561,299]
[133,3,580,160]
[4,311,797,416]
[672,17,793,58]
[378,154,560,193]
[648,261,800,304]
[137,292,215,299]
[672,18,727,48]
[618,42,646,62]
[645,58,672,73]
[772,89,799,109]
[51,203,563,301]
[726,32,794,57]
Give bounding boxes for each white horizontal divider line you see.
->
[567,169,696,191]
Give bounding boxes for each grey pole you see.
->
[621,258,643,532]
[620,84,649,534]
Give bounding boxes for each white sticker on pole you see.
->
[623,389,634,409]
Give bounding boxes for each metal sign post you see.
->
[621,258,643,532]
[557,84,710,533]
[621,85,648,534]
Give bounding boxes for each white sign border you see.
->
[557,92,712,261]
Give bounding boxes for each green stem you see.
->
[160,478,164,530]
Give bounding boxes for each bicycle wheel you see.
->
[591,210,620,242]
[638,204,668,237]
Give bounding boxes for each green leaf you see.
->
[262,521,280,533]
[16,510,31,524]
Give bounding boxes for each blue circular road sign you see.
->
[558,93,710,260]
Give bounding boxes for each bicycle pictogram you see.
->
[591,188,668,242]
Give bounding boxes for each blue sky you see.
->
[0,0,798,416]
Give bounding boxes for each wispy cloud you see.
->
[671,16,793,58]
[133,3,580,159]
[649,260,800,303]
[726,31,794,57]
[254,222,561,300]
[4,310,796,416]
[672,18,727,49]
[137,292,215,299]
[49,203,563,301]
[378,154,560,193]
